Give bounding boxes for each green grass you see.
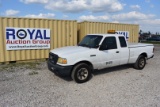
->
[0,60,45,72]
[141,41,160,44]
[28,71,39,75]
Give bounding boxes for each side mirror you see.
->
[94,45,100,48]
[99,45,107,50]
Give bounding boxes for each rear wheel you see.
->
[134,55,146,70]
[71,63,91,83]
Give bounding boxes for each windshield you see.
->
[78,35,103,48]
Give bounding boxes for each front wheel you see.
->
[71,63,91,83]
[134,55,146,70]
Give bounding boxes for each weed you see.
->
[141,41,160,44]
[28,71,39,75]
[0,60,45,72]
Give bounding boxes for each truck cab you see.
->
[48,34,154,83]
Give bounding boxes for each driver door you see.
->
[98,36,121,69]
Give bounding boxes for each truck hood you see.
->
[50,46,92,57]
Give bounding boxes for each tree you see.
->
[148,31,151,35]
[139,30,142,35]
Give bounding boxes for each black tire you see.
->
[134,55,146,70]
[71,63,91,83]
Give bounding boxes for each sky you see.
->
[0,0,160,34]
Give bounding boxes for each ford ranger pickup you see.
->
[47,34,154,83]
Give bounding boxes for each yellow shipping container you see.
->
[0,18,139,63]
[77,21,139,43]
[0,17,77,63]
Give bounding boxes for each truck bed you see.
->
[128,43,154,63]
[128,43,153,48]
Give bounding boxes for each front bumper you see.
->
[47,60,73,77]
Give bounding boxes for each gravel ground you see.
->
[0,45,160,107]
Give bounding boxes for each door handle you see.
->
[116,51,119,53]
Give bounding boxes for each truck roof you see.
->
[87,34,124,37]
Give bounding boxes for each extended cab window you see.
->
[100,37,117,50]
[119,36,127,47]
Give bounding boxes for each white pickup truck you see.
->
[47,34,154,83]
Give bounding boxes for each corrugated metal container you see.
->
[0,17,77,63]
[78,21,139,43]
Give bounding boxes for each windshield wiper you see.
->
[78,44,91,48]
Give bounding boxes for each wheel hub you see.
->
[139,59,145,67]
[77,68,88,80]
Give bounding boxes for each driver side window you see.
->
[101,37,117,50]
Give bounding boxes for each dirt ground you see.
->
[0,45,160,107]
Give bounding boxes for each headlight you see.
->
[57,57,67,64]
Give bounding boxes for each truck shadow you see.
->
[92,64,133,76]
[59,76,73,82]
[59,64,134,82]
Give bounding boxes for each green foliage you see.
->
[0,60,45,72]
[28,71,39,75]
[141,41,160,44]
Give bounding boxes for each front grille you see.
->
[49,52,58,64]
